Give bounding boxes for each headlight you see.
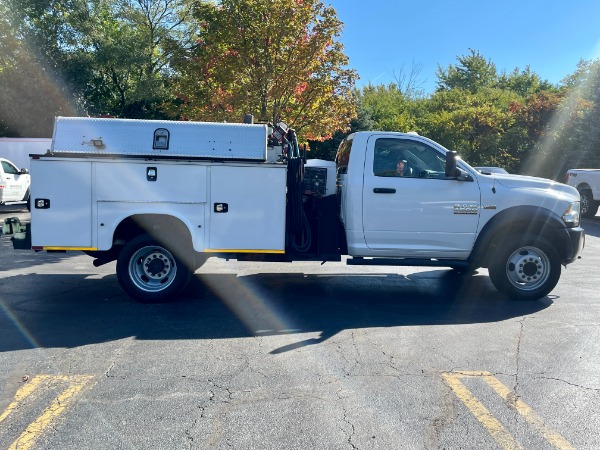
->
[562,201,580,227]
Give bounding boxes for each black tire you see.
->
[488,234,561,300]
[23,188,31,211]
[116,234,192,303]
[579,189,599,218]
[193,253,209,271]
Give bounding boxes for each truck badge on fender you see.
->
[453,204,478,215]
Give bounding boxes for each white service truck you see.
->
[565,169,600,218]
[3,117,585,302]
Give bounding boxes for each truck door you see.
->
[362,135,481,259]
[1,160,27,202]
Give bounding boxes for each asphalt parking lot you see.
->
[1,204,599,449]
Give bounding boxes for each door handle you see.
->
[373,188,396,194]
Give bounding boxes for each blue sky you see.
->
[327,0,600,93]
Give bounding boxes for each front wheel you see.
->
[579,189,599,218]
[488,235,560,300]
[116,234,191,303]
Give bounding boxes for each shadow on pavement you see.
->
[582,216,600,237]
[0,269,552,354]
[0,235,82,271]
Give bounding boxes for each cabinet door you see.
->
[208,165,286,253]
[31,160,93,248]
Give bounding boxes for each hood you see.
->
[494,173,578,198]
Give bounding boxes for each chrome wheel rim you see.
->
[128,245,177,293]
[505,246,550,292]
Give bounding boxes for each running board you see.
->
[346,257,469,268]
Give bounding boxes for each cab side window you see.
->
[1,161,19,175]
[373,138,446,179]
[336,138,353,175]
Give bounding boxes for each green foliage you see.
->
[423,51,571,174]
[0,0,83,136]
[171,0,357,141]
[497,66,556,97]
[69,0,197,118]
[353,83,417,132]
[339,50,570,175]
[522,59,600,179]
[0,0,197,136]
[436,49,498,93]
[423,87,526,169]
[307,130,346,161]
[1,1,598,179]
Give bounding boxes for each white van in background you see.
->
[0,158,31,206]
[0,138,51,171]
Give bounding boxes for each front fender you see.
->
[470,205,570,267]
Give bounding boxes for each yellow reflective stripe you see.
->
[204,249,284,254]
[43,247,97,251]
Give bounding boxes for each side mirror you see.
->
[20,168,29,174]
[445,151,458,178]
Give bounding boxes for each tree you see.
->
[354,83,417,132]
[497,66,555,97]
[0,0,83,136]
[72,0,198,118]
[0,0,197,137]
[564,60,600,168]
[391,60,426,99]
[422,87,521,168]
[523,59,600,179]
[171,0,357,140]
[436,49,497,93]
[425,51,565,173]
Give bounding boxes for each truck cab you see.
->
[338,132,480,259]
[337,131,584,299]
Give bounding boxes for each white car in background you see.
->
[0,158,31,207]
[565,168,600,218]
[474,166,509,174]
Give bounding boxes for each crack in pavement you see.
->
[104,362,115,378]
[184,416,199,450]
[514,317,527,396]
[531,375,600,392]
[342,409,358,450]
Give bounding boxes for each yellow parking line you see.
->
[1,375,93,450]
[443,371,574,450]
[483,375,575,450]
[0,375,52,424]
[442,372,524,450]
